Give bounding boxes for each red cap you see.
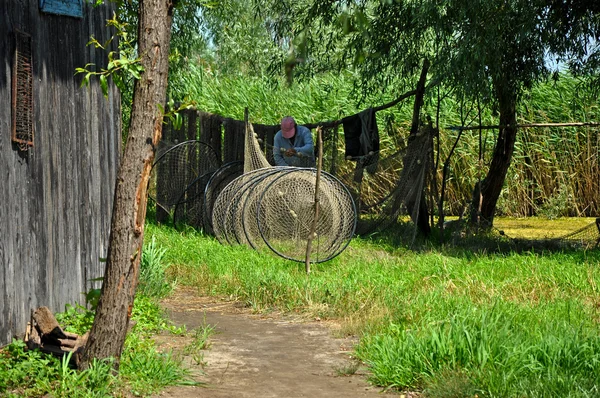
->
[281,116,296,139]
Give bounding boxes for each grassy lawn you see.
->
[146,217,600,397]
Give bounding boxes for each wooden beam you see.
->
[447,122,600,131]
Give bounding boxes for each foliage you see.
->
[174,62,599,217]
[357,302,600,396]
[120,333,192,396]
[0,240,199,397]
[76,13,143,98]
[56,304,96,335]
[139,235,175,298]
[145,220,600,396]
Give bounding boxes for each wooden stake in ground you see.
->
[305,126,323,274]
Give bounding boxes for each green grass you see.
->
[0,240,204,398]
[144,218,600,396]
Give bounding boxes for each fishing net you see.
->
[148,140,221,221]
[256,169,356,262]
[203,161,244,234]
[172,171,214,231]
[332,123,435,240]
[211,122,357,262]
[535,218,600,249]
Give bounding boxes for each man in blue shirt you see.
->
[273,116,316,167]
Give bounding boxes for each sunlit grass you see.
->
[144,216,600,396]
[494,216,598,239]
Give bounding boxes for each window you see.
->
[12,30,34,150]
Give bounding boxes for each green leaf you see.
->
[100,74,108,98]
[173,112,183,130]
[80,73,91,88]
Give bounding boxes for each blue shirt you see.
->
[273,125,316,167]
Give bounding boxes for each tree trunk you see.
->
[470,84,518,228]
[79,0,174,370]
[406,59,431,236]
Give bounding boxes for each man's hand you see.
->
[284,148,297,157]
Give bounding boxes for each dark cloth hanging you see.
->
[342,108,380,179]
[342,108,380,158]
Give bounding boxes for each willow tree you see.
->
[79,0,176,370]
[275,0,599,227]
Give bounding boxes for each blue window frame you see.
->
[39,0,83,18]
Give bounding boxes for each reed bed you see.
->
[174,67,599,218]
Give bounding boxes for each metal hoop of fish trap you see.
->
[256,168,356,263]
[212,168,291,245]
[203,161,244,234]
[148,140,221,219]
[172,170,216,231]
[239,169,297,250]
[224,168,286,246]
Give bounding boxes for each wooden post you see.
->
[305,127,323,274]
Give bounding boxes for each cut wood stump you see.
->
[24,307,88,367]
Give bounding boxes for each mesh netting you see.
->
[172,171,214,230]
[256,169,356,262]
[203,161,244,234]
[148,140,221,220]
[211,122,357,262]
[351,125,435,239]
[244,123,272,173]
[540,218,600,249]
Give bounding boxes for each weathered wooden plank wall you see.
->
[0,1,120,345]
[161,109,279,165]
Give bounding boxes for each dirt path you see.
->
[154,288,396,398]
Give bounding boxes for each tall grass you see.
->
[175,66,599,217]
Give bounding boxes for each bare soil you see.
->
[153,288,398,398]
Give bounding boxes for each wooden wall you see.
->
[0,1,120,345]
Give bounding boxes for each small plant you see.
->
[49,351,116,398]
[185,322,216,354]
[120,333,194,396]
[334,360,361,377]
[55,304,95,335]
[422,368,477,398]
[139,236,173,298]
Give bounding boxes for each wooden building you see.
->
[0,1,120,345]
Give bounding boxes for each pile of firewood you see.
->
[24,307,88,366]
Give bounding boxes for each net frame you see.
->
[256,168,357,263]
[148,140,221,218]
[203,161,244,234]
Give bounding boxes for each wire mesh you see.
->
[256,169,356,262]
[148,140,221,219]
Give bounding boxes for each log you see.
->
[24,307,88,367]
[32,306,67,340]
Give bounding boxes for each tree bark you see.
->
[470,83,518,228]
[79,0,174,370]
